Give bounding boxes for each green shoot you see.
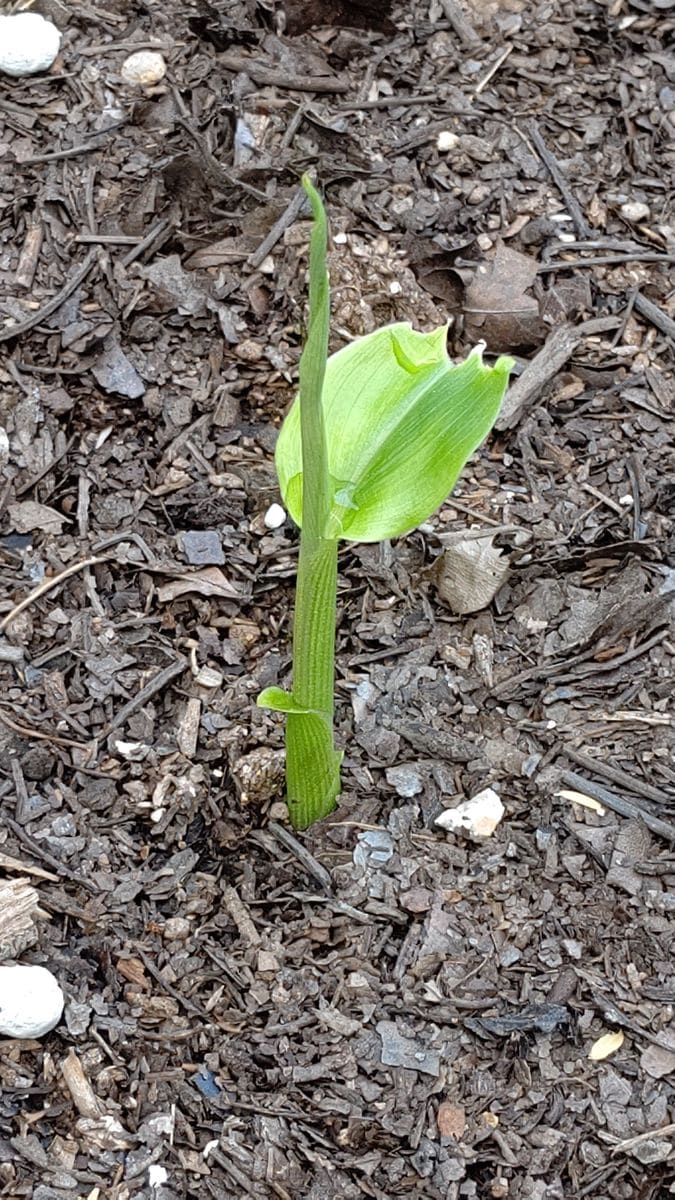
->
[259,178,514,830]
[258,177,341,830]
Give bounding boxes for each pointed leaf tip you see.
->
[494,352,516,374]
[301,174,324,223]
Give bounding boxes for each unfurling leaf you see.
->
[276,326,514,542]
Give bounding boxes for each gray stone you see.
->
[180,530,224,565]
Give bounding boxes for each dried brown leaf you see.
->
[464,241,544,351]
[8,501,66,535]
[157,567,242,602]
[433,536,509,614]
[640,1034,675,1080]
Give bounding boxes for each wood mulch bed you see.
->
[0,0,673,1196]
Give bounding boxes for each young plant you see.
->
[258,177,514,830]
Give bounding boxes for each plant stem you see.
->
[292,535,337,717]
[286,531,341,829]
[283,176,341,828]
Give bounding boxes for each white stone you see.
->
[435,787,504,839]
[121,50,166,87]
[264,503,286,529]
[0,13,61,77]
[437,131,459,152]
[620,201,650,223]
[0,964,64,1038]
[113,739,149,761]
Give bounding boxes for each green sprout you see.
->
[258,177,514,830]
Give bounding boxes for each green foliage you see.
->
[259,176,513,829]
[277,324,514,542]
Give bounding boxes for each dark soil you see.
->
[1,0,674,1197]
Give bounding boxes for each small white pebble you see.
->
[389,281,402,295]
[113,739,149,761]
[264,503,286,529]
[333,231,348,245]
[0,964,64,1038]
[620,201,650,223]
[618,494,634,507]
[437,131,459,152]
[121,50,166,87]
[435,787,504,840]
[148,1164,169,1188]
[0,13,61,77]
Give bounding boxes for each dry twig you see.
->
[561,770,675,844]
[526,120,591,239]
[496,317,619,430]
[0,251,98,344]
[0,556,107,635]
[439,0,480,46]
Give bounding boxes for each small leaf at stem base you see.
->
[257,687,322,716]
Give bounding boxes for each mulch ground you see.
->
[1,0,674,1196]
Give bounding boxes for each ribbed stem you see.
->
[258,177,342,828]
[292,534,337,715]
[286,532,340,829]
